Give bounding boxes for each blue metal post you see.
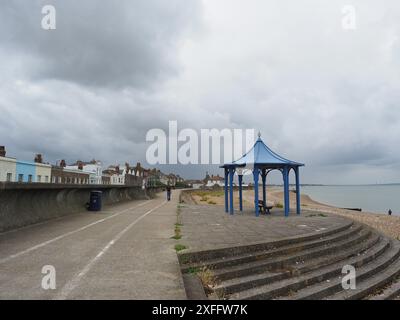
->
[224,168,229,213]
[238,174,243,211]
[295,167,301,215]
[253,168,259,217]
[283,167,290,217]
[229,168,235,215]
[262,169,267,207]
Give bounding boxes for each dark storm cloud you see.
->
[0,0,204,171]
[0,0,201,88]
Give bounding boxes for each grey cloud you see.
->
[0,0,202,88]
[1,1,400,183]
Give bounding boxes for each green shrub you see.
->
[175,244,187,252]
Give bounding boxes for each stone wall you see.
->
[0,182,161,232]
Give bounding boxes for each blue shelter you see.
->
[221,133,304,217]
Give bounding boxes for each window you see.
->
[6,173,12,182]
[37,175,41,183]
[18,174,23,182]
[45,176,49,183]
[28,175,33,183]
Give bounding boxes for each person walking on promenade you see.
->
[388,209,392,216]
[166,185,172,201]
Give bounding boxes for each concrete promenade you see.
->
[180,204,350,252]
[0,191,186,299]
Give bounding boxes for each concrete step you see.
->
[327,243,400,300]
[229,236,391,300]
[214,233,381,296]
[277,239,399,300]
[369,276,400,300]
[178,221,354,266]
[292,233,381,275]
[214,226,372,281]
[181,223,362,272]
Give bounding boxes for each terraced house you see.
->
[102,165,125,185]
[14,154,51,183]
[0,146,16,182]
[33,154,51,183]
[51,160,90,184]
[66,160,103,185]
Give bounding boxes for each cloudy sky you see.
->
[1,0,400,184]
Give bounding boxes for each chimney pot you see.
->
[77,161,84,170]
[0,146,5,157]
[34,154,43,163]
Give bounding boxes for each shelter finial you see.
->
[257,131,261,138]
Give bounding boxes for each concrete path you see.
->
[0,191,186,300]
[180,204,351,252]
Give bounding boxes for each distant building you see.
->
[167,174,177,187]
[147,169,160,187]
[102,165,125,185]
[166,174,185,187]
[0,146,16,182]
[0,148,52,183]
[132,162,146,178]
[204,172,225,187]
[51,160,90,184]
[33,154,52,183]
[15,160,36,183]
[160,172,169,185]
[186,180,204,189]
[13,154,51,183]
[146,168,170,187]
[123,162,145,187]
[66,160,102,185]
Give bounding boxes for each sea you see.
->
[301,185,400,216]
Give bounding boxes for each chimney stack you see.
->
[77,161,84,170]
[60,160,66,168]
[34,154,43,163]
[0,146,5,157]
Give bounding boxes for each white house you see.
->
[35,163,52,183]
[190,180,204,189]
[205,174,225,187]
[103,165,125,185]
[0,149,16,182]
[159,172,169,186]
[66,160,103,185]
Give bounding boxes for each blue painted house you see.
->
[15,160,37,183]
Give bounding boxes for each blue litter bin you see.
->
[88,191,102,211]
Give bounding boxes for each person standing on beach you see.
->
[166,185,171,201]
[388,209,392,216]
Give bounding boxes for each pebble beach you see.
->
[268,189,400,241]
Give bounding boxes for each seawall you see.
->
[0,182,162,232]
